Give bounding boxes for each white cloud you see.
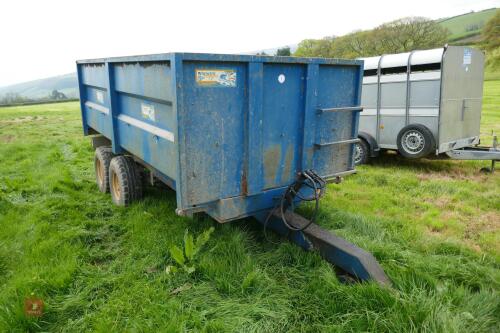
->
[0,0,498,86]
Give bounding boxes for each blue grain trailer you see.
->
[77,53,389,285]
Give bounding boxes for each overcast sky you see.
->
[0,0,498,87]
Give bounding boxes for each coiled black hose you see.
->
[263,170,326,241]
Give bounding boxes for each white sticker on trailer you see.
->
[141,103,155,121]
[96,91,104,103]
[463,49,472,65]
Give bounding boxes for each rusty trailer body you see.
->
[77,53,390,285]
[77,53,363,222]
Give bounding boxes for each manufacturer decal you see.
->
[141,103,155,121]
[195,69,236,87]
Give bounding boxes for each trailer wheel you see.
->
[397,124,435,159]
[94,147,113,193]
[354,139,370,165]
[109,156,143,206]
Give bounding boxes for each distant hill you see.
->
[0,73,78,100]
[438,8,497,42]
[0,45,302,100]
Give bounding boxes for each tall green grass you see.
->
[0,83,498,332]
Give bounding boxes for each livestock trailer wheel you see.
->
[397,124,435,159]
[109,156,143,206]
[354,139,370,165]
[94,147,113,193]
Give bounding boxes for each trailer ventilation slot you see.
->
[410,62,441,72]
[363,69,378,77]
[381,66,407,75]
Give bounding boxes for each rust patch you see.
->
[241,170,248,195]
[263,144,281,188]
[282,145,294,183]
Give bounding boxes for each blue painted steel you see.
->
[77,53,363,222]
[104,63,122,154]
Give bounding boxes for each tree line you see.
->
[481,9,500,70]
[0,89,69,106]
[291,10,499,72]
[294,17,449,59]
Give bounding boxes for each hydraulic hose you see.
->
[264,170,326,241]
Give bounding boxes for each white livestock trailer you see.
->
[354,46,498,167]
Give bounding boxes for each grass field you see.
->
[438,8,497,41]
[0,81,499,332]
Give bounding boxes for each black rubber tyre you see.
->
[396,124,435,159]
[94,147,113,193]
[354,139,370,165]
[109,156,143,206]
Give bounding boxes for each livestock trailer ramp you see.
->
[354,46,500,166]
[77,53,390,286]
